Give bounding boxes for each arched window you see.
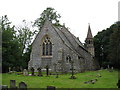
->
[42,36,52,56]
[66,55,71,63]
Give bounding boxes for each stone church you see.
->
[28,19,98,72]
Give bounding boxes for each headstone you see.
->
[47,86,56,90]
[19,82,27,89]
[107,65,109,69]
[46,65,49,76]
[10,80,17,88]
[23,69,28,76]
[111,67,113,70]
[37,67,42,76]
[2,85,8,90]
[30,67,35,76]
[9,67,11,72]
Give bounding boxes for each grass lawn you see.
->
[1,69,119,88]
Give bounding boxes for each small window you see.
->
[66,55,71,63]
[78,56,81,59]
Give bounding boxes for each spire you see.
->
[87,24,93,38]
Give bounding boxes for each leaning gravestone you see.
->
[19,82,27,90]
[23,69,28,76]
[30,67,35,76]
[10,80,17,88]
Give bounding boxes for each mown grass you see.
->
[1,69,119,88]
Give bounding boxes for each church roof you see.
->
[51,23,89,57]
[87,24,93,38]
[32,19,90,58]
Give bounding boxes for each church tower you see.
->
[85,24,95,56]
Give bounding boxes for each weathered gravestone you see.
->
[23,69,28,76]
[10,80,17,88]
[19,82,27,90]
[37,67,43,76]
[30,67,35,76]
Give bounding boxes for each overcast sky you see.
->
[0,0,119,43]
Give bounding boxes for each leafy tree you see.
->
[34,7,62,30]
[94,21,119,69]
[16,20,37,54]
[108,21,120,68]
[1,15,22,72]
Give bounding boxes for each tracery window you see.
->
[42,36,52,56]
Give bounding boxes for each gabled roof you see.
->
[87,24,93,38]
[32,19,90,57]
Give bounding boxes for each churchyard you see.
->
[2,69,119,88]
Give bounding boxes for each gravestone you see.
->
[37,67,42,76]
[30,67,35,76]
[23,69,28,76]
[111,67,113,70]
[107,65,110,69]
[47,86,56,90]
[46,65,49,76]
[10,80,17,88]
[9,67,11,72]
[2,85,8,90]
[19,82,27,89]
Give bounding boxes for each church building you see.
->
[28,19,98,72]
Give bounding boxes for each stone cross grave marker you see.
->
[10,80,17,88]
[37,67,42,76]
[70,61,76,79]
[46,65,49,76]
[19,82,27,89]
[30,67,35,76]
[23,69,28,76]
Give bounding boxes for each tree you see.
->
[94,21,119,69]
[16,20,37,54]
[1,15,22,72]
[108,21,120,68]
[34,7,62,30]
